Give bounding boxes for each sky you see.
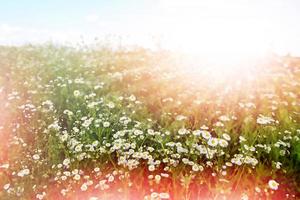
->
[1,0,300,56]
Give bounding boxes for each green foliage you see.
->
[0,45,299,199]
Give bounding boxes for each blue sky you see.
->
[0,0,157,29]
[1,0,300,55]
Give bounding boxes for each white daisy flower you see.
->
[218,139,229,147]
[268,179,279,190]
[208,138,218,147]
[222,133,231,141]
[201,131,211,140]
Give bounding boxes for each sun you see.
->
[158,0,271,71]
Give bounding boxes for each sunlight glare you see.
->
[158,0,271,72]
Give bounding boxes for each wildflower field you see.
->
[0,45,299,200]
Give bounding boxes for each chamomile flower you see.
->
[201,131,211,140]
[268,180,279,190]
[208,138,218,147]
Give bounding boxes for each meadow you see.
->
[0,44,299,200]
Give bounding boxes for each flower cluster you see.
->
[0,46,299,200]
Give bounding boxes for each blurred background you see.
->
[1,0,300,57]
